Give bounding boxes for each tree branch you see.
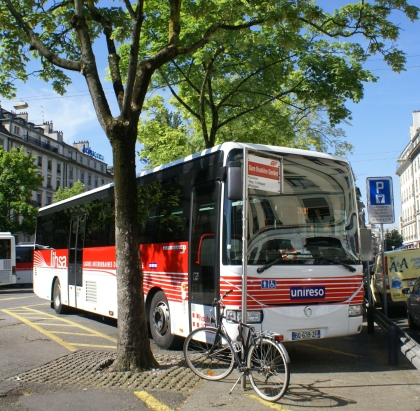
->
[3,0,81,72]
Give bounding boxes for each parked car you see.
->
[403,277,420,329]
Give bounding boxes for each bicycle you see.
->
[183,290,290,402]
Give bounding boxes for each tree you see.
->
[134,1,417,165]
[0,147,43,235]
[385,228,403,251]
[54,181,85,203]
[0,0,417,372]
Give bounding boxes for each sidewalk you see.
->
[1,316,420,410]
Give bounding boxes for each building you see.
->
[396,110,420,248]
[0,103,113,243]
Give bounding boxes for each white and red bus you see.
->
[33,142,364,349]
[0,232,16,286]
[15,243,34,284]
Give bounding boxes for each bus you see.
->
[33,142,364,349]
[0,232,16,286]
[15,243,35,285]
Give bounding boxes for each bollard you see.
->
[388,324,398,366]
[367,305,374,334]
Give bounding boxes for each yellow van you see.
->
[370,248,420,308]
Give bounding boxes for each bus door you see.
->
[0,235,15,286]
[68,214,86,308]
[189,182,220,330]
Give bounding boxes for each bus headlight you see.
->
[348,304,363,317]
[226,310,263,323]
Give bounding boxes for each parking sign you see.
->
[366,177,394,224]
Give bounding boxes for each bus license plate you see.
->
[292,330,321,340]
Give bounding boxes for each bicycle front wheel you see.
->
[183,326,235,381]
[247,338,290,402]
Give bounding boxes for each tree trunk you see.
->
[109,121,159,371]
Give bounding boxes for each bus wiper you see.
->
[256,255,283,274]
[314,257,356,273]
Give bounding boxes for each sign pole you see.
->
[241,147,249,390]
[380,223,387,316]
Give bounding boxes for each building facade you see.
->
[0,104,113,243]
[396,110,420,248]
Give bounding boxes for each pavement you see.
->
[1,291,420,410]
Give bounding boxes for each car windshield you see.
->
[223,152,360,267]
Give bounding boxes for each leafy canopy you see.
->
[385,228,403,251]
[54,180,85,203]
[0,147,43,235]
[127,0,419,167]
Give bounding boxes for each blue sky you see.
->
[3,1,419,229]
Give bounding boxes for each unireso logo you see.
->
[290,286,325,299]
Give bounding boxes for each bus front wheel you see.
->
[52,278,69,315]
[149,291,181,349]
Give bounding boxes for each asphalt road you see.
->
[1,285,420,411]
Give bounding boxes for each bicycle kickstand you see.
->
[229,371,247,395]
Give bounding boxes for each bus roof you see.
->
[38,142,350,216]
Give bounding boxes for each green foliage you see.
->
[385,228,404,251]
[131,0,418,166]
[0,148,43,235]
[54,180,85,203]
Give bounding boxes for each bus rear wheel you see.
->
[149,291,181,349]
[52,278,69,315]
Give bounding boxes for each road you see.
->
[1,285,420,411]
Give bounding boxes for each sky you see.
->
[2,1,420,230]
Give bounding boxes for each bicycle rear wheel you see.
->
[247,338,290,402]
[183,326,235,381]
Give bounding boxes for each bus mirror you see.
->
[227,161,242,200]
[359,228,373,261]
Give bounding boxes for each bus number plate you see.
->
[292,330,321,340]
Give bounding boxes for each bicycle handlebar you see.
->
[212,289,233,307]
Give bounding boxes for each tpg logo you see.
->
[290,286,325,299]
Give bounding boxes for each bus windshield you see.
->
[224,152,359,266]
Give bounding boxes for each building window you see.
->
[88,174,92,185]
[57,163,61,174]
[56,179,61,190]
[94,162,97,169]
[87,159,90,166]
[47,176,52,189]
[69,167,73,179]
[47,159,52,171]
[37,156,42,167]
[80,155,83,164]
[37,193,42,206]
[46,195,52,206]
[101,178,104,185]
[95,178,98,188]
[80,171,84,183]
[100,164,104,172]
[0,139,3,148]
[13,125,20,135]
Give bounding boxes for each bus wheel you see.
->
[52,278,69,315]
[149,291,181,349]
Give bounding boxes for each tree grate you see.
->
[8,350,203,393]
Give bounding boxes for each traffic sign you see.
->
[366,177,395,224]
